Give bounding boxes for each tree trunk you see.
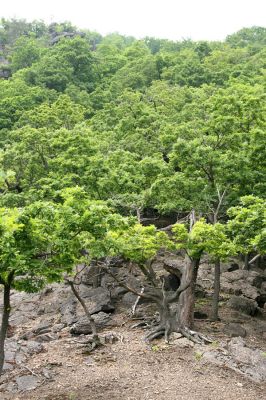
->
[178,256,200,328]
[145,294,213,345]
[0,273,13,375]
[68,280,99,343]
[210,259,220,321]
[145,300,176,342]
[244,254,249,270]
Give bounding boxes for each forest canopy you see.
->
[0,20,265,219]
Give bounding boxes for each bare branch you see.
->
[158,213,190,232]
[132,288,144,315]
[65,277,98,339]
[248,253,260,265]
[213,186,227,223]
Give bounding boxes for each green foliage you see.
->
[0,202,65,290]
[172,220,237,260]
[107,224,171,265]
[0,19,265,281]
[194,350,203,361]
[0,188,132,290]
[227,196,266,255]
[11,36,41,72]
[226,26,266,49]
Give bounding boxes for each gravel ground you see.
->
[3,318,264,400]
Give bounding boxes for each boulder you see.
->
[16,375,40,392]
[227,263,239,272]
[70,312,112,335]
[228,338,266,378]
[224,323,247,338]
[220,270,265,300]
[110,286,128,300]
[121,292,138,307]
[203,337,266,382]
[227,296,257,316]
[3,339,44,371]
[33,320,52,335]
[60,297,77,325]
[78,287,115,314]
[256,293,266,308]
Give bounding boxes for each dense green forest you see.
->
[0,19,265,372]
[0,19,265,213]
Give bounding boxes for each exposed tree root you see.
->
[144,323,213,345]
[145,326,166,342]
[179,327,213,345]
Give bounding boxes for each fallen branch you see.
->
[132,287,144,315]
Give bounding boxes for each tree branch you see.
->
[65,277,98,339]
[213,186,227,223]
[248,253,260,265]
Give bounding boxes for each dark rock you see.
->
[194,311,208,320]
[160,274,180,291]
[78,287,115,314]
[121,292,137,307]
[219,270,266,299]
[81,263,102,286]
[110,286,127,300]
[228,263,239,272]
[227,296,257,315]
[224,323,247,337]
[163,258,183,276]
[249,275,266,289]
[33,320,52,335]
[107,256,125,267]
[70,312,112,335]
[256,293,266,308]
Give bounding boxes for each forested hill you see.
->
[0,19,265,219]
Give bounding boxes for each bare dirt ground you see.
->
[3,312,265,400]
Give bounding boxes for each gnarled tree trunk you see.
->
[178,255,200,328]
